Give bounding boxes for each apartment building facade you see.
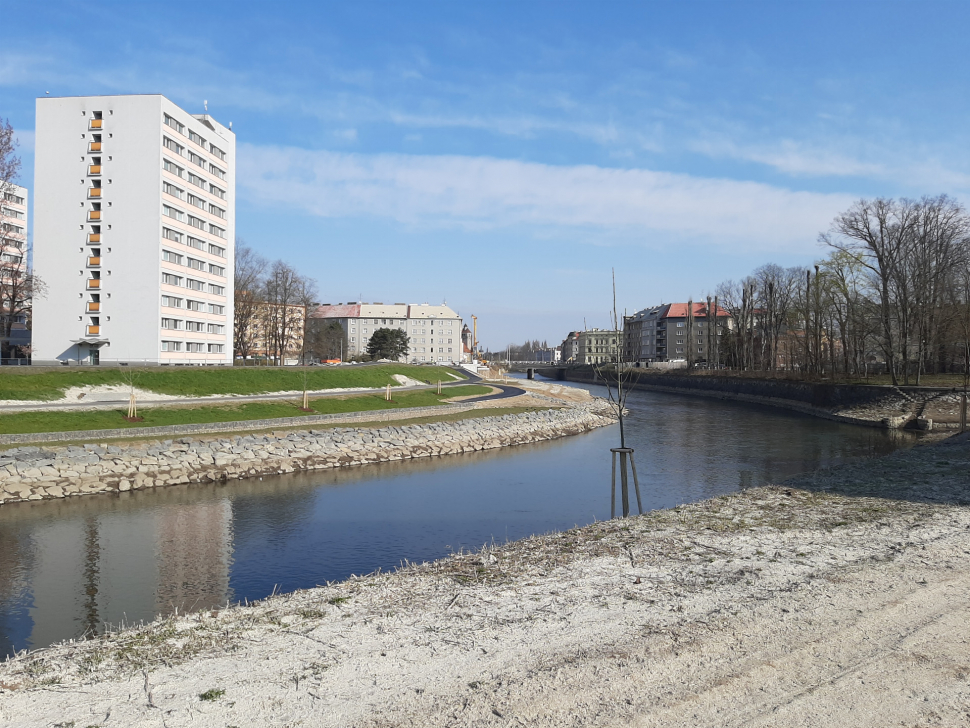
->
[577,329,620,364]
[308,302,467,363]
[33,95,235,365]
[1,183,30,356]
[624,302,731,363]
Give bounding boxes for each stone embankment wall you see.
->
[556,367,964,429]
[0,405,614,505]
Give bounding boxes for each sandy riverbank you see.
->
[2,429,967,726]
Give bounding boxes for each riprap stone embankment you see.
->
[0,403,614,505]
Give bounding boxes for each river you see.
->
[0,380,914,656]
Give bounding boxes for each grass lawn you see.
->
[0,385,492,434]
[0,364,467,402]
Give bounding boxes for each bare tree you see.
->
[232,240,267,361]
[263,260,311,365]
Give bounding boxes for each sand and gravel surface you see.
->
[1,433,968,727]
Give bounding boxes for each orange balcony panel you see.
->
[87,302,101,312]
[87,279,101,289]
[88,211,101,221]
[87,325,100,335]
[88,233,101,243]
[88,142,102,152]
[89,165,101,175]
[88,188,102,198]
[88,256,101,266]
[89,119,103,129]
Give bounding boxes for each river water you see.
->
[0,380,913,656]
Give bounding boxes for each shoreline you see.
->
[1,432,967,726]
[0,397,615,506]
[555,368,968,430]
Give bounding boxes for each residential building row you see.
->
[8,93,474,366]
[559,302,732,364]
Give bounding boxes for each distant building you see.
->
[32,94,234,365]
[534,347,560,363]
[577,329,620,364]
[624,302,731,363]
[242,301,307,365]
[560,331,580,362]
[307,302,467,363]
[0,183,30,357]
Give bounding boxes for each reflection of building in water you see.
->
[21,497,232,652]
[155,501,232,614]
[0,525,34,657]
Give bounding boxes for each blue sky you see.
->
[3,1,969,348]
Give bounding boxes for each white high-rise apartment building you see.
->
[1,183,30,354]
[33,95,235,365]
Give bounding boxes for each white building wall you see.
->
[33,95,234,365]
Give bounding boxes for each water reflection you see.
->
[0,384,913,655]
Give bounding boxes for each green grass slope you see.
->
[0,364,466,402]
[0,385,491,434]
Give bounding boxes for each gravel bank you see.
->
[1,433,967,727]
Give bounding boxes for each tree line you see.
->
[233,240,319,364]
[714,196,970,385]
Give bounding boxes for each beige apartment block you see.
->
[32,95,235,365]
[576,328,620,364]
[308,302,467,363]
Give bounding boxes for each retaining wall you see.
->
[0,404,614,505]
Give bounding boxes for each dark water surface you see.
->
[0,380,914,655]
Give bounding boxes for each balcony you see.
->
[86,325,100,335]
[87,210,101,221]
[88,165,101,175]
[87,279,101,289]
[88,188,101,198]
[89,119,102,129]
[88,142,102,152]
[87,256,101,267]
[86,302,101,313]
[87,233,101,243]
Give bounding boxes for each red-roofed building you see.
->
[624,302,732,364]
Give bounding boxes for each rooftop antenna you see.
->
[204,99,208,112]
[45,91,50,95]
[229,121,232,130]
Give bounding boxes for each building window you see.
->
[161,295,183,308]
[209,264,225,276]
[209,224,225,238]
[186,278,205,291]
[187,235,205,250]
[163,158,185,178]
[209,184,226,200]
[162,181,184,200]
[162,250,183,264]
[187,193,206,210]
[185,320,205,332]
[209,284,225,295]
[186,342,206,352]
[161,273,182,286]
[161,318,181,330]
[209,144,226,161]
[163,137,184,156]
[207,324,225,334]
[186,299,204,311]
[162,205,185,222]
[188,130,206,147]
[209,204,226,219]
[188,172,206,189]
[208,343,225,353]
[161,340,183,352]
[188,215,206,230]
[187,257,205,271]
[208,303,225,315]
[164,114,185,135]
[209,164,226,180]
[188,151,206,168]
[208,244,226,257]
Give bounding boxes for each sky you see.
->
[3,0,970,349]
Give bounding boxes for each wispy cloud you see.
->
[238,144,853,251]
[688,136,885,178]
